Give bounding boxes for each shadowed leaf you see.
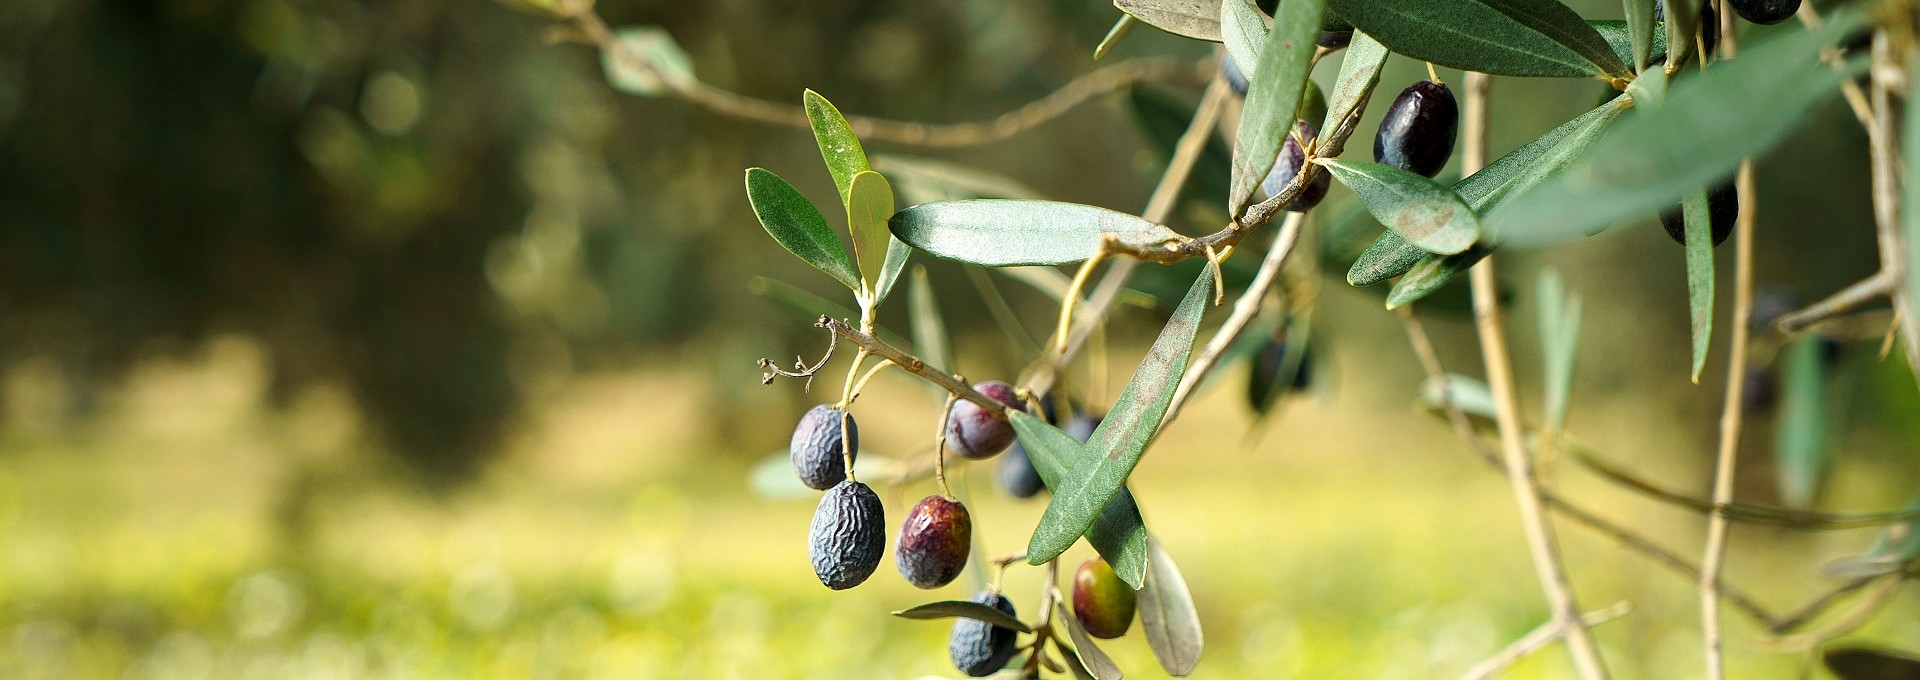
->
[744,168,860,290]
[1327,0,1628,78]
[890,200,1182,267]
[1138,535,1203,676]
[1776,335,1830,509]
[1054,604,1123,680]
[1823,646,1920,680]
[1317,159,1480,255]
[1229,0,1324,213]
[892,601,1033,633]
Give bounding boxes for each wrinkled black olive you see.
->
[949,591,1021,676]
[790,405,858,490]
[808,480,885,590]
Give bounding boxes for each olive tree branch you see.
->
[815,315,1007,414]
[1565,440,1920,529]
[1161,211,1307,428]
[1700,155,1756,680]
[1459,71,1611,680]
[558,0,1204,148]
[1457,601,1634,680]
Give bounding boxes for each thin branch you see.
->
[1795,3,1876,135]
[1774,272,1896,334]
[757,325,837,387]
[1565,441,1920,529]
[1766,574,1889,635]
[1461,71,1610,680]
[1701,155,1758,680]
[1161,212,1307,427]
[561,1,1203,148]
[1869,34,1920,389]
[1458,601,1634,680]
[816,316,1005,413]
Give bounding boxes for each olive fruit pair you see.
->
[1261,121,1332,212]
[896,495,972,589]
[790,404,858,490]
[947,380,1022,459]
[1374,80,1459,179]
[949,591,1021,676]
[1658,182,1737,247]
[1072,558,1137,639]
[808,480,884,590]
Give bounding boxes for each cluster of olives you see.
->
[793,381,1022,592]
[944,557,1138,677]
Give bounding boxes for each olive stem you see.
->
[1700,150,1758,680]
[815,316,1008,415]
[1795,4,1877,135]
[1460,71,1611,680]
[1773,272,1896,334]
[557,0,1206,148]
[933,394,957,499]
[1457,601,1633,680]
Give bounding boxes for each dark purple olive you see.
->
[790,405,858,490]
[1374,81,1459,178]
[997,446,1045,499]
[946,381,1023,459]
[896,495,971,589]
[1063,414,1101,443]
[1742,366,1776,412]
[1222,55,1250,97]
[1247,336,1311,412]
[1072,558,1136,639]
[1659,182,1737,247]
[949,591,1021,676]
[1728,0,1798,25]
[1260,121,1330,212]
[808,480,885,590]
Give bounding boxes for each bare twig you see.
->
[757,326,837,386]
[561,0,1203,148]
[1774,272,1897,333]
[1162,212,1308,427]
[1566,441,1920,529]
[1870,34,1920,388]
[1461,71,1609,680]
[1766,574,1889,635]
[1701,156,1757,680]
[816,316,1006,413]
[1458,601,1634,680]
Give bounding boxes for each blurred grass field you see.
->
[6,296,1920,679]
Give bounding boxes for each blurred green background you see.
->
[1,0,1917,677]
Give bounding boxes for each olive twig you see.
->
[815,316,1009,414]
[1457,601,1633,680]
[1161,211,1307,429]
[933,394,957,499]
[756,326,837,388]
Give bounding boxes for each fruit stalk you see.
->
[814,315,1010,415]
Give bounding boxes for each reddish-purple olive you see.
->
[1659,182,1737,247]
[1072,558,1136,639]
[1374,81,1459,178]
[790,404,858,490]
[1260,121,1331,212]
[808,480,885,590]
[896,495,972,589]
[945,381,1022,459]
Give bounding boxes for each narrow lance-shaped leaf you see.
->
[1664,0,1699,69]
[892,601,1034,633]
[1776,335,1829,509]
[1904,46,1920,375]
[1421,373,1498,421]
[1053,604,1123,680]
[744,168,860,290]
[1009,412,1150,588]
[890,200,1182,267]
[1138,535,1203,676]
[1317,159,1480,255]
[1621,0,1657,71]
[1229,0,1324,214]
[908,266,953,401]
[1824,646,1920,680]
[1320,31,1389,135]
[1487,12,1868,245]
[1219,0,1267,80]
[1328,0,1628,78]
[1095,14,1138,60]
[1116,0,1224,41]
[1536,268,1582,432]
[1028,266,1213,565]
[1349,93,1632,289]
[1386,248,1490,309]
[1591,19,1669,68]
[846,171,895,297]
[1824,492,1920,579]
[1682,187,1714,382]
[871,237,911,306]
[803,90,871,204]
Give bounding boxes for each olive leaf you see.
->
[1905,47,1920,370]
[872,237,911,306]
[1681,186,1714,382]
[1354,93,1630,300]
[1219,0,1267,80]
[1824,646,1920,680]
[1053,604,1123,680]
[1319,31,1389,135]
[889,200,1182,267]
[1327,0,1628,78]
[1824,492,1920,578]
[744,168,861,290]
[1095,14,1139,60]
[803,90,871,205]
[1663,0,1700,69]
[1536,269,1582,432]
[1421,373,1498,421]
[1776,335,1830,510]
[1486,11,1868,246]
[1619,0,1657,71]
[1316,159,1480,255]
[1027,266,1212,566]
[907,266,953,405]
[1229,0,1324,214]
[1590,19,1668,68]
[892,601,1034,633]
[846,171,896,298]
[601,26,693,97]
[1138,535,1203,676]
[1115,0,1224,41]
[1010,411,1150,589]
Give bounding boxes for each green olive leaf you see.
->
[1095,14,1139,60]
[892,601,1033,633]
[600,26,693,97]
[1590,19,1668,68]
[1009,411,1150,589]
[1536,268,1582,433]
[1219,0,1268,80]
[1138,535,1203,676]
[744,168,860,290]
[1619,0,1657,72]
[1229,0,1324,214]
[1681,186,1713,382]
[1053,604,1123,680]
[1327,0,1628,78]
[846,170,896,298]
[1776,335,1830,509]
[1904,46,1920,383]
[1319,31,1389,135]
[1663,0,1700,69]
[1316,159,1480,255]
[1486,11,1868,246]
[871,236,911,306]
[1115,0,1224,41]
[889,200,1182,267]
[803,90,871,205]
[1028,266,1211,566]
[1385,248,1489,309]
